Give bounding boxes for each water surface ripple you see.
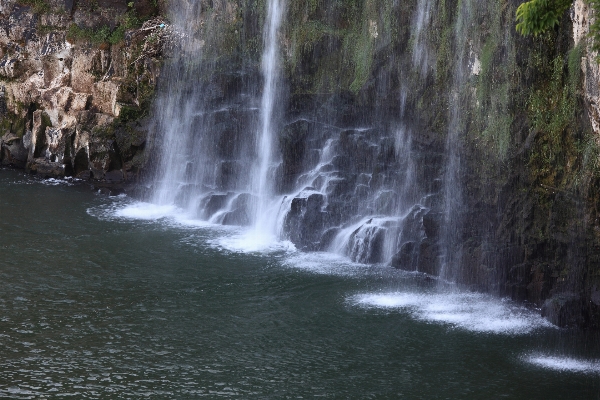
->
[1,169,600,398]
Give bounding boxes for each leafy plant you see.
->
[515,0,573,36]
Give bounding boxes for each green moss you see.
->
[0,117,10,133]
[472,0,517,162]
[346,29,374,93]
[283,0,392,95]
[348,1,379,94]
[40,112,51,130]
[526,41,586,188]
[529,56,575,141]
[17,0,50,14]
[292,21,339,65]
[0,113,24,137]
[66,24,111,45]
[91,124,115,139]
[66,8,142,45]
[432,0,452,89]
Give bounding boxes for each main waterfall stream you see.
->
[2,169,600,397]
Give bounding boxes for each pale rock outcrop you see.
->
[572,0,600,134]
[0,0,165,181]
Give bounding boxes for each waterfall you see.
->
[324,0,434,268]
[150,1,220,213]
[412,0,435,75]
[250,0,285,244]
[439,0,472,281]
[144,0,469,274]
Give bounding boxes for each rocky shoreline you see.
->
[0,0,168,185]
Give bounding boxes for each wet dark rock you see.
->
[391,241,417,270]
[1,133,27,168]
[75,170,91,180]
[373,190,397,214]
[417,238,440,276]
[97,187,112,196]
[28,159,65,178]
[541,293,584,328]
[591,288,600,306]
[212,109,257,158]
[279,120,311,192]
[346,223,386,264]
[174,184,198,208]
[73,148,89,176]
[318,227,340,251]
[63,0,75,13]
[422,211,442,238]
[202,193,231,219]
[222,193,255,226]
[216,161,243,190]
[284,192,326,250]
[104,169,124,183]
[354,184,370,199]
[325,176,356,199]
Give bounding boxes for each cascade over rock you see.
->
[143,0,600,328]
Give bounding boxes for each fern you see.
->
[516,0,573,36]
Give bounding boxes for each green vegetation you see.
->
[0,112,26,138]
[66,6,142,45]
[527,41,585,186]
[474,0,516,161]
[67,24,113,45]
[513,0,600,194]
[346,22,375,93]
[515,0,572,36]
[17,0,50,14]
[589,0,600,52]
[284,0,395,95]
[516,0,600,52]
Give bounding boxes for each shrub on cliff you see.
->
[516,0,573,36]
[517,0,600,52]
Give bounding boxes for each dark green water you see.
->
[1,168,600,399]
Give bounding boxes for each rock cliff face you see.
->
[147,0,600,328]
[0,0,165,185]
[4,0,600,328]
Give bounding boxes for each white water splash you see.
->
[114,202,180,220]
[524,355,600,374]
[88,199,217,230]
[352,291,554,334]
[281,251,376,276]
[41,177,78,186]
[212,229,296,254]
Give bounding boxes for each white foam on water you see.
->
[94,199,385,269]
[281,251,375,276]
[524,354,600,374]
[212,228,296,254]
[352,291,554,334]
[90,199,291,253]
[40,177,80,186]
[89,199,216,230]
[114,202,180,220]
